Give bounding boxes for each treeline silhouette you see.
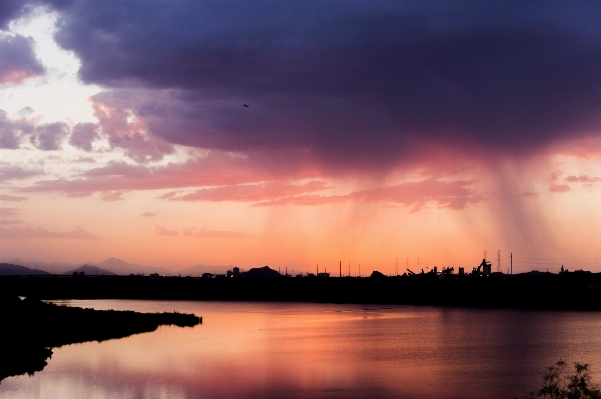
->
[0,295,200,382]
[3,271,601,310]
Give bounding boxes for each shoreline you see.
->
[3,272,601,311]
[0,295,201,382]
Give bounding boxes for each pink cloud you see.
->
[0,207,20,216]
[155,226,179,236]
[549,184,571,193]
[100,191,126,201]
[0,194,28,202]
[141,212,157,217]
[0,226,97,239]
[0,219,24,225]
[195,229,250,238]
[21,151,322,197]
[162,180,330,202]
[564,175,601,184]
[91,92,174,163]
[167,226,250,238]
[253,179,485,211]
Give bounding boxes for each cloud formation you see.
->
[565,175,601,185]
[0,194,27,201]
[0,109,32,149]
[0,207,20,216]
[253,179,484,211]
[155,226,178,236]
[0,33,45,84]
[35,0,601,172]
[549,184,571,193]
[0,165,43,182]
[69,123,99,152]
[161,181,330,202]
[29,122,69,150]
[0,225,97,239]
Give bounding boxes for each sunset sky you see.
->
[1,1,600,275]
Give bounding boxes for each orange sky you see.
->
[1,5,601,274]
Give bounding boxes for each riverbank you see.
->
[3,272,601,311]
[0,295,201,382]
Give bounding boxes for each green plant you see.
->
[518,360,601,399]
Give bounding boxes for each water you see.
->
[2,300,601,399]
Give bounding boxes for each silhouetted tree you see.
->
[517,360,601,399]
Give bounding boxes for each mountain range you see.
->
[2,258,242,276]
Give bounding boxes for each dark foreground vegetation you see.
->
[517,360,601,399]
[3,270,601,311]
[0,295,201,382]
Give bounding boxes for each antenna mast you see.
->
[497,250,501,273]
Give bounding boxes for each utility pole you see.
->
[339,261,342,278]
[510,253,513,275]
[497,250,501,273]
[348,261,350,277]
[359,264,360,277]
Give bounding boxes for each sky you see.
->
[1,0,601,275]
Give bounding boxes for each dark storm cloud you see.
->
[0,0,29,30]
[0,33,45,84]
[36,1,601,168]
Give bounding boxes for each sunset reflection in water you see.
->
[2,300,601,399]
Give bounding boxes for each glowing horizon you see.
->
[1,3,601,275]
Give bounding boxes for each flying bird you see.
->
[244,104,250,107]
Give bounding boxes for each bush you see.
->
[518,360,601,399]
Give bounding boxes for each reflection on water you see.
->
[2,300,601,399]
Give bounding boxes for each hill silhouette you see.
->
[92,257,172,275]
[0,263,51,276]
[3,257,245,277]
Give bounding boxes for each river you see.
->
[2,300,601,398]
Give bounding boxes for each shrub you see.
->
[518,360,601,399]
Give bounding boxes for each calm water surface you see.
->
[2,300,601,399]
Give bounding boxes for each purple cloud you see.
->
[0,109,33,149]
[0,33,45,84]
[30,0,601,172]
[30,122,69,151]
[69,123,99,152]
[0,165,43,182]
